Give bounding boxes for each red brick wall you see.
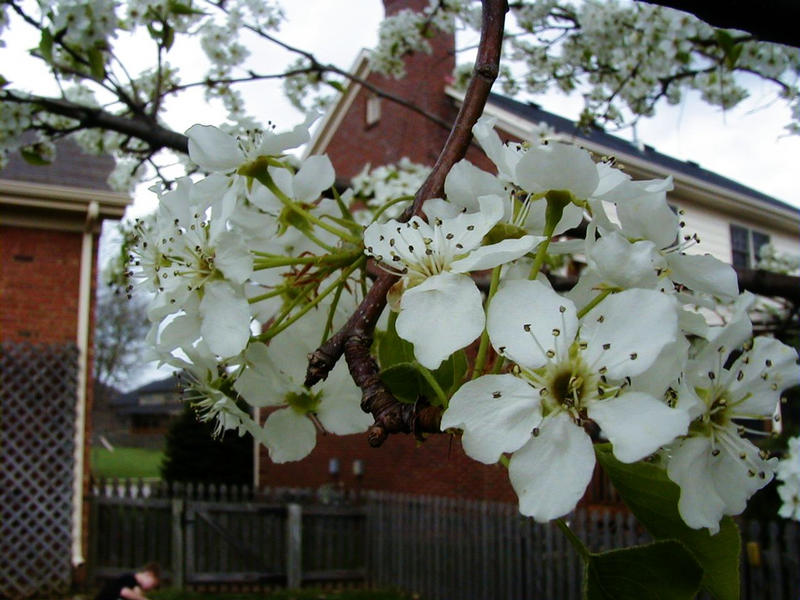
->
[259,432,517,503]
[0,226,83,342]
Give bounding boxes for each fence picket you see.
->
[88,481,798,599]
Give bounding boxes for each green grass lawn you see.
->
[91,446,164,479]
[152,589,416,600]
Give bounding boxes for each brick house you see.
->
[0,140,130,595]
[253,0,800,505]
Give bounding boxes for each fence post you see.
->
[171,498,184,589]
[286,503,302,589]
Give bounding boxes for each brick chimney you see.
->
[324,0,457,178]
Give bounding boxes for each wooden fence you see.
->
[89,478,800,599]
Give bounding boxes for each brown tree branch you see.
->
[305,0,509,446]
[1,91,189,154]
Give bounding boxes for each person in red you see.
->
[94,563,160,600]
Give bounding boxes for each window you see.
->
[730,224,770,268]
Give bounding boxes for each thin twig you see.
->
[305,0,509,446]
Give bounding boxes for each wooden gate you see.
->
[183,501,288,585]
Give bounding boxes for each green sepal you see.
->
[88,47,106,80]
[595,444,741,600]
[39,28,54,63]
[485,222,529,245]
[237,155,291,182]
[585,540,703,600]
[0,74,8,88]
[162,24,175,51]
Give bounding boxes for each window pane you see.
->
[730,224,750,268]
[752,231,771,263]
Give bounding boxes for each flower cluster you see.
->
[127,113,798,536]
[126,115,369,462]
[374,0,800,133]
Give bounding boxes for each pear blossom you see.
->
[586,178,739,302]
[129,177,253,358]
[363,195,540,369]
[234,307,372,463]
[185,112,318,174]
[441,280,690,521]
[665,303,800,533]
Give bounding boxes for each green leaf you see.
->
[379,363,422,404]
[377,312,416,369]
[167,0,206,16]
[20,147,51,166]
[376,312,466,406]
[0,74,8,88]
[595,445,741,600]
[586,541,703,600]
[39,28,54,64]
[327,80,346,93]
[88,47,106,80]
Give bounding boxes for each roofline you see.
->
[0,178,130,232]
[306,50,372,159]
[446,87,800,234]
[306,49,372,159]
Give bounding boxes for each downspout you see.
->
[72,200,99,567]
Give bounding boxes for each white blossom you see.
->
[442,281,690,521]
[363,196,540,368]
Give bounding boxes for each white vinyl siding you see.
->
[668,197,797,267]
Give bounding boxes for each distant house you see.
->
[254,0,799,504]
[110,375,184,443]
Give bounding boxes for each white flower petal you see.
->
[509,412,595,522]
[214,231,253,285]
[293,155,335,203]
[451,235,540,273]
[667,435,776,533]
[729,336,800,416]
[199,281,251,358]
[515,143,599,199]
[668,253,738,299]
[440,195,504,251]
[472,116,520,180]
[444,160,506,212]
[263,408,317,463]
[588,232,662,289]
[257,112,318,156]
[185,124,244,172]
[581,289,678,380]
[588,392,690,463]
[667,436,728,533]
[233,368,287,407]
[396,272,484,369]
[488,280,578,370]
[613,179,678,249]
[315,362,372,435]
[441,374,542,464]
